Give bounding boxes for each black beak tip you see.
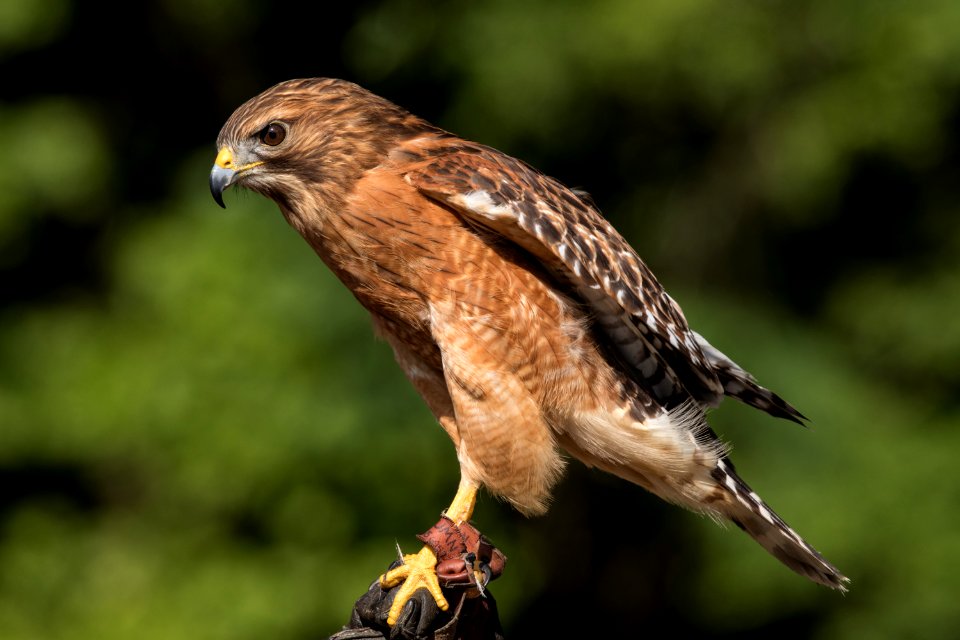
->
[213,190,227,209]
[210,175,228,209]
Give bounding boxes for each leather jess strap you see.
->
[417,516,506,591]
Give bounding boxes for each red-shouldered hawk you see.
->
[210,78,848,624]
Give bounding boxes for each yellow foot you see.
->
[379,544,448,626]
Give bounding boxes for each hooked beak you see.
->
[210,147,264,208]
[210,147,237,209]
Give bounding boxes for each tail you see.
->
[712,458,849,591]
[692,331,807,425]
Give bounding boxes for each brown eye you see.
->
[259,122,286,146]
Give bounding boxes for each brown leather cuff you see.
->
[416,517,506,589]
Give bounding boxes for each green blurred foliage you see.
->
[0,0,69,56]
[2,1,959,638]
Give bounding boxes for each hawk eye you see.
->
[259,122,286,146]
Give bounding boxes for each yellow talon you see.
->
[378,478,480,626]
[380,545,449,625]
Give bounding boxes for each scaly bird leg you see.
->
[379,478,479,626]
[444,477,479,524]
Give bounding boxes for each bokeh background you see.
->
[3,1,959,638]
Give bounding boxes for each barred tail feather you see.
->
[713,458,849,591]
[692,331,807,424]
[717,366,807,425]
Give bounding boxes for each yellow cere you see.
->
[214,147,264,172]
[214,147,234,169]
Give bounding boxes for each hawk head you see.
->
[210,78,433,212]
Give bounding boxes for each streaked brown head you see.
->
[210,78,434,210]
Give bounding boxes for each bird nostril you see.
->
[215,147,234,170]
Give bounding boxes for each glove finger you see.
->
[391,588,441,640]
[352,580,389,628]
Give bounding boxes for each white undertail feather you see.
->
[561,399,847,591]
[560,401,728,513]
